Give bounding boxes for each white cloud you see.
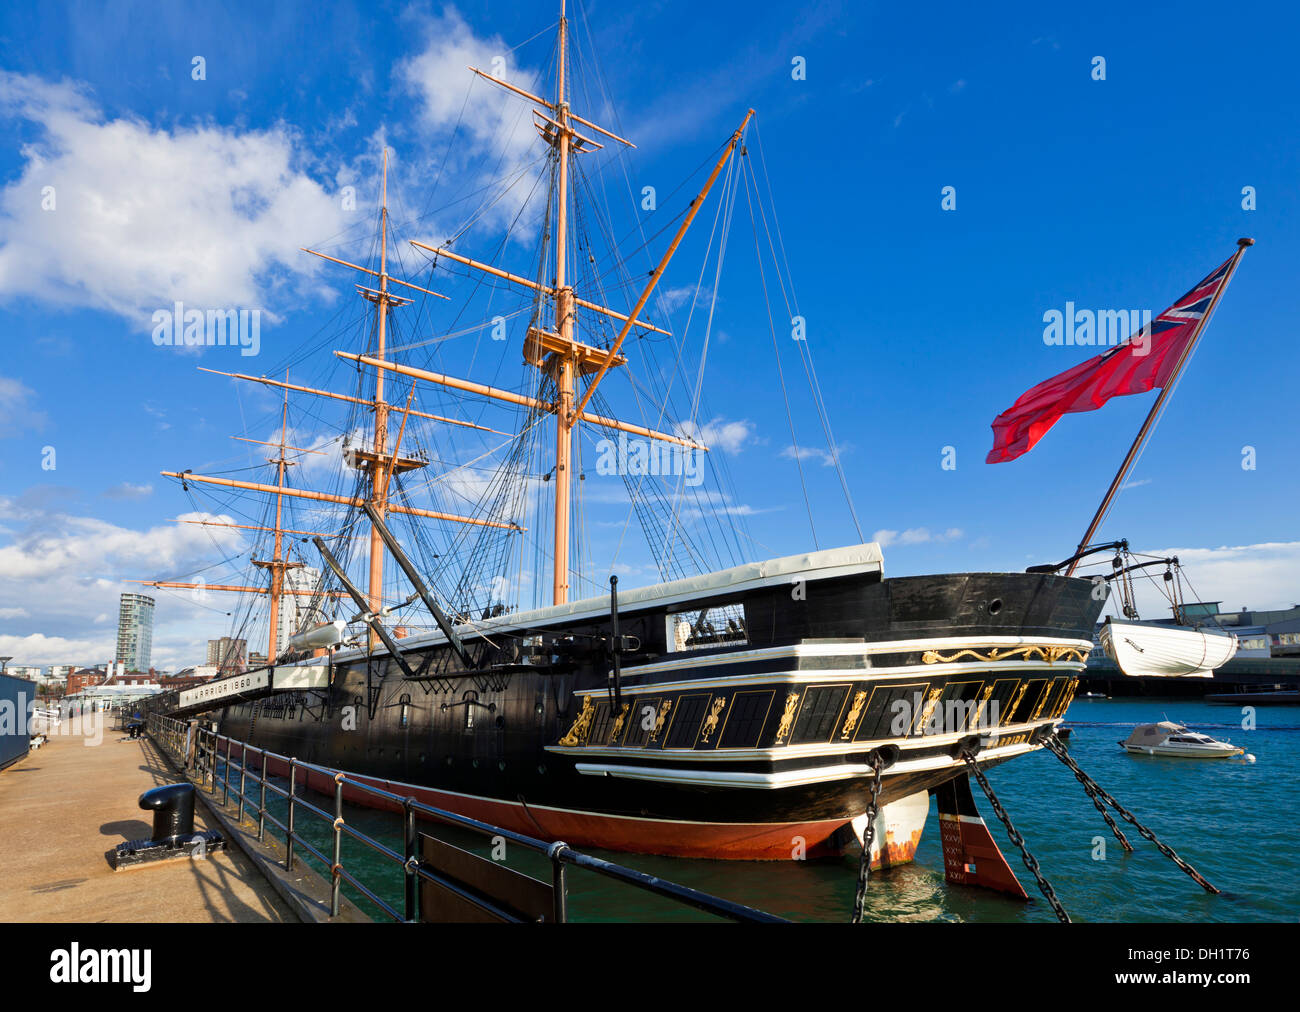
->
[657,285,715,314]
[396,8,543,232]
[0,71,351,325]
[872,527,964,548]
[103,482,153,500]
[0,376,47,437]
[0,499,248,668]
[1118,541,1300,617]
[780,443,851,468]
[676,416,753,454]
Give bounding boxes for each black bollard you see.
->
[138,783,195,844]
[114,781,224,870]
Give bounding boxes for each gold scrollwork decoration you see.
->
[840,690,868,741]
[773,691,800,745]
[648,699,673,743]
[699,696,727,744]
[1003,682,1031,723]
[969,683,996,729]
[916,687,943,734]
[609,702,630,745]
[558,695,595,746]
[921,645,1088,666]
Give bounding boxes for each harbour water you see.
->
[250,699,1297,922]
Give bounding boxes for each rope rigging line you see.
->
[741,145,863,542]
[740,153,818,549]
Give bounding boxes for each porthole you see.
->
[988,598,1003,616]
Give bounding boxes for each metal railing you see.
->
[146,713,784,923]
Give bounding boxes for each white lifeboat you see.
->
[1099,619,1237,678]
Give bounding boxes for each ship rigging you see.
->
[138,1,856,666]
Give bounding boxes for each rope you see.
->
[850,752,885,924]
[1043,735,1219,893]
[961,752,1071,922]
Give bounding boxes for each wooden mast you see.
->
[552,0,575,604]
[150,386,308,663]
[367,148,393,643]
[453,4,743,604]
[1065,238,1253,576]
[253,386,296,661]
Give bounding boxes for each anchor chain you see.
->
[850,752,885,924]
[961,751,1071,923]
[1043,734,1219,894]
[1045,736,1133,852]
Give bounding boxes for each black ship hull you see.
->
[205,551,1105,860]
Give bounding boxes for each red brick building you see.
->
[66,669,106,695]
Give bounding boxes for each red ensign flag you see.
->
[986,253,1235,464]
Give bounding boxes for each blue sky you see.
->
[1,0,1296,669]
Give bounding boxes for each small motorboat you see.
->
[1119,721,1244,758]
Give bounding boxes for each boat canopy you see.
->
[1122,721,1183,747]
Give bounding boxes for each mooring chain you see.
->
[1043,734,1219,894]
[1044,737,1133,852]
[961,752,1071,923]
[850,752,885,924]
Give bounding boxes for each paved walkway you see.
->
[0,722,295,922]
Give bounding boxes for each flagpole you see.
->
[1064,238,1253,576]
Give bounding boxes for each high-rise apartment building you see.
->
[206,636,247,675]
[115,593,155,672]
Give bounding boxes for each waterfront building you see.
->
[206,637,246,675]
[65,668,107,695]
[115,593,155,672]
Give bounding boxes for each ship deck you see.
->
[0,723,295,923]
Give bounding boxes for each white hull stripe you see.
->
[617,635,1094,679]
[586,659,1086,697]
[573,741,1039,789]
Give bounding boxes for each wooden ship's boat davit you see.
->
[1100,619,1237,678]
[140,2,1109,883]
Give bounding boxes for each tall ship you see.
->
[140,3,1106,865]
